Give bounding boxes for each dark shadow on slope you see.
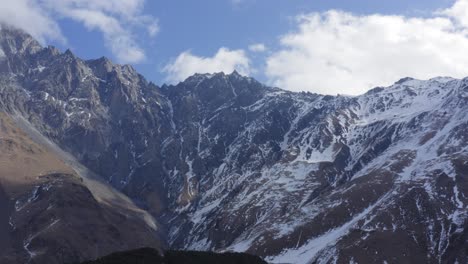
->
[0,183,11,248]
[80,247,268,264]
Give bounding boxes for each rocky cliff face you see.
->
[0,25,165,264]
[0,25,466,264]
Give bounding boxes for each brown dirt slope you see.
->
[0,112,165,264]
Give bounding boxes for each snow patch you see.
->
[267,191,392,264]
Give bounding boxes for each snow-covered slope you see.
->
[162,75,467,263]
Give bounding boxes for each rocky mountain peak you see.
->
[63,48,76,58]
[394,76,415,85]
[0,24,42,56]
[176,71,263,94]
[230,69,241,76]
[86,56,114,79]
[181,71,249,85]
[45,45,61,56]
[161,71,268,117]
[181,72,225,84]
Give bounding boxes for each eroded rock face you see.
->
[0,26,467,263]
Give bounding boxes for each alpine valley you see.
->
[0,25,466,264]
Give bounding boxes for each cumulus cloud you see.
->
[266,0,468,95]
[441,0,468,28]
[163,48,251,83]
[0,0,158,64]
[248,43,267,52]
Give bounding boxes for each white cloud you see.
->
[266,0,468,95]
[57,7,146,63]
[441,0,468,28]
[146,20,160,37]
[248,43,267,52]
[0,0,157,64]
[231,0,243,5]
[163,48,251,83]
[0,0,64,44]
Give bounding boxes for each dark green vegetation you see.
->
[80,248,268,264]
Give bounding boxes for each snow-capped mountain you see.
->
[163,74,468,264]
[0,25,466,263]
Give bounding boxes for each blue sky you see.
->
[1,0,467,95]
[57,0,453,81]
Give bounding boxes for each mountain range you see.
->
[0,24,466,264]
